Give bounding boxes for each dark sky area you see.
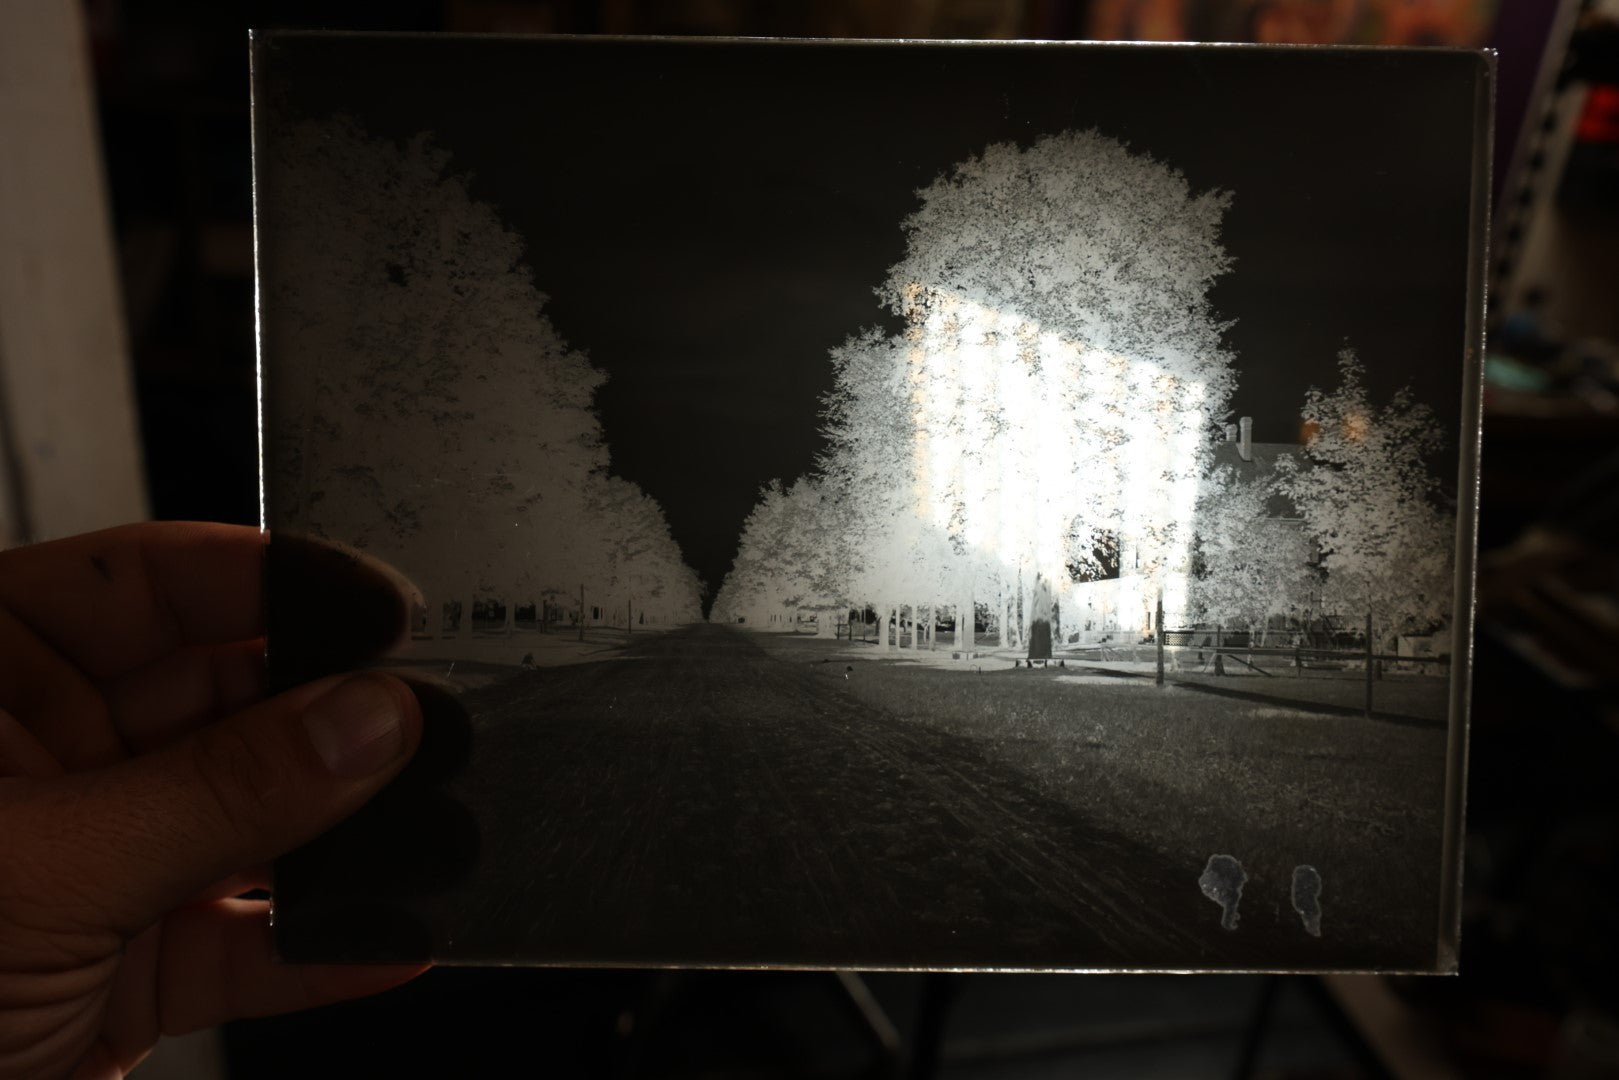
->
[257,35,1486,598]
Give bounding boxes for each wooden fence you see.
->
[1157,610,1449,718]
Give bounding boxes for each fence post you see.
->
[1364,610,1373,718]
[1156,594,1165,688]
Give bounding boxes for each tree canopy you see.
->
[263,116,702,634]
[1274,348,1453,634]
[1190,464,1314,639]
[717,129,1236,639]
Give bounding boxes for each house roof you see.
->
[1208,440,1303,519]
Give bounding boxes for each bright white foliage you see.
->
[710,478,847,630]
[717,130,1235,635]
[1274,349,1454,635]
[1190,465,1315,639]
[262,117,702,635]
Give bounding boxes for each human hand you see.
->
[0,523,426,1079]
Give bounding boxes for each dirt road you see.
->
[394,623,1293,968]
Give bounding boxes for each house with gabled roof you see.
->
[1065,416,1308,642]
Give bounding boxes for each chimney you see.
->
[1238,416,1253,462]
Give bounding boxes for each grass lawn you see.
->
[389,626,640,685]
[754,630,1453,966]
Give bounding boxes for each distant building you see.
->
[1206,416,1303,522]
[1065,416,1305,641]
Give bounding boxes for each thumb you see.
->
[11,673,421,937]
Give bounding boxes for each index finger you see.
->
[0,522,265,681]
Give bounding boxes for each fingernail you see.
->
[304,675,407,779]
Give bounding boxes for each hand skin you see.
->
[0,523,428,1079]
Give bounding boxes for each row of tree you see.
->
[1271,348,1454,638]
[261,117,704,641]
[711,132,1454,647]
[1179,348,1453,643]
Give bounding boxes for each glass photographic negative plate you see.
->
[253,33,1488,972]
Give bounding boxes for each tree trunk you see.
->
[1027,572,1053,660]
[997,582,1010,650]
[460,594,475,639]
[1364,609,1374,717]
[1022,568,1034,650]
[503,599,515,635]
[1155,593,1166,687]
[876,602,889,652]
[578,583,585,643]
[997,584,1009,649]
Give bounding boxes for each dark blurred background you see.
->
[5,0,1618,1076]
